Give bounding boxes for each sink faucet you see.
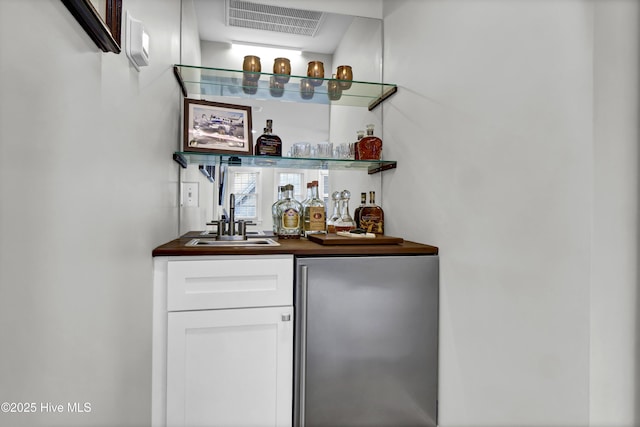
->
[212,193,247,240]
[229,193,236,236]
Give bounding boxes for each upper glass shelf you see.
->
[174,152,397,175]
[173,65,398,111]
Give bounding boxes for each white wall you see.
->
[383,0,638,426]
[591,1,640,425]
[0,0,181,426]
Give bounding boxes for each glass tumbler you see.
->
[336,65,353,90]
[327,75,342,101]
[242,55,261,82]
[273,57,291,84]
[300,78,314,100]
[307,61,324,87]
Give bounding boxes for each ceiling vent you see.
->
[226,0,325,37]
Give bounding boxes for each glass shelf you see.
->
[173,65,398,111]
[174,152,397,175]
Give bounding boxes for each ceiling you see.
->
[193,0,355,54]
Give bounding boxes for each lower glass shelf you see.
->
[174,152,397,175]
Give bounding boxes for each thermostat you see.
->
[126,11,149,71]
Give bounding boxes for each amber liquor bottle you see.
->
[356,124,382,160]
[353,192,366,228]
[255,119,282,156]
[359,191,384,234]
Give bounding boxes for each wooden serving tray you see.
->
[307,233,404,245]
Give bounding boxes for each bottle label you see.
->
[282,208,300,229]
[308,206,326,231]
[256,136,282,156]
[360,213,383,234]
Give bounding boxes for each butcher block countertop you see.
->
[152,232,439,257]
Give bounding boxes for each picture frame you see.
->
[183,99,253,155]
[61,0,122,53]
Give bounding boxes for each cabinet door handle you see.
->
[299,265,308,427]
[281,313,291,322]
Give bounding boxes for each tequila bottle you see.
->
[276,184,303,239]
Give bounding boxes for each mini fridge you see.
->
[294,255,439,427]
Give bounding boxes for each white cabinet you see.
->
[152,255,294,427]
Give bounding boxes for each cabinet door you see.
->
[167,306,293,427]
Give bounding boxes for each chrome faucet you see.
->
[229,193,236,236]
[212,193,247,241]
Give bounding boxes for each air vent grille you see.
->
[226,0,324,37]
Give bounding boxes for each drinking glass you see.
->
[242,55,261,82]
[307,61,324,87]
[300,78,314,100]
[242,76,258,94]
[327,75,342,101]
[273,57,291,83]
[269,76,285,97]
[336,65,353,90]
[292,143,311,158]
[316,143,333,158]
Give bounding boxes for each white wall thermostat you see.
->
[125,11,149,71]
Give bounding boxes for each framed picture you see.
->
[183,99,253,155]
[61,0,122,53]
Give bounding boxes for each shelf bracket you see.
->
[368,161,397,175]
[173,152,187,168]
[368,86,398,111]
[173,66,188,97]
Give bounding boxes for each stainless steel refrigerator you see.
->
[294,255,439,427]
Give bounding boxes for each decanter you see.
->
[356,124,382,160]
[333,190,356,232]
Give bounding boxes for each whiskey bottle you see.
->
[359,191,384,234]
[326,191,341,233]
[353,192,366,229]
[303,181,327,237]
[255,119,282,156]
[354,130,364,160]
[356,124,382,160]
[276,184,303,239]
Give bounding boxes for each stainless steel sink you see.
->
[185,238,280,247]
[199,230,266,237]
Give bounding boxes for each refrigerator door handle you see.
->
[298,264,309,427]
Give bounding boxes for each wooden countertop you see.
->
[152,232,439,257]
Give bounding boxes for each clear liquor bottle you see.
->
[276,184,303,239]
[353,192,366,229]
[326,191,341,234]
[301,182,312,210]
[255,119,282,156]
[271,186,285,234]
[303,180,327,237]
[334,190,356,232]
[359,190,384,234]
[356,124,382,160]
